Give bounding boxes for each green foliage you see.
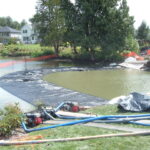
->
[0,37,14,45]
[63,0,135,61]
[136,21,150,40]
[0,43,4,50]
[0,104,22,137]
[0,0,133,62]
[32,0,135,61]
[99,0,134,53]
[31,47,54,57]
[59,47,74,58]
[7,38,20,45]
[97,50,124,62]
[74,49,91,61]
[124,35,139,53]
[0,44,54,57]
[59,46,123,62]
[61,0,80,52]
[31,0,66,55]
[2,105,150,149]
[60,47,93,61]
[0,16,26,30]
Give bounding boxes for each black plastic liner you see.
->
[0,68,107,107]
[118,92,150,112]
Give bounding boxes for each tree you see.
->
[96,0,134,52]
[136,21,150,40]
[32,0,135,61]
[62,0,134,60]
[20,20,28,27]
[61,0,80,54]
[0,16,26,29]
[31,0,66,55]
[74,0,105,60]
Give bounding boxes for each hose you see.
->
[22,115,108,133]
[42,109,55,120]
[94,117,150,123]
[1,131,150,146]
[22,114,150,133]
[129,121,150,126]
[43,117,150,124]
[54,113,92,119]
[53,102,65,112]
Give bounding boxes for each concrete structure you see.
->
[0,26,21,44]
[21,24,39,44]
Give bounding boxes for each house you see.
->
[0,26,21,44]
[0,25,39,44]
[21,24,39,44]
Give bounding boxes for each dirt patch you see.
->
[0,128,27,140]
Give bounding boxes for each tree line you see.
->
[0,17,27,30]
[31,0,137,61]
[136,21,150,40]
[5,0,145,61]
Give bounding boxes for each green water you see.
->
[44,69,150,99]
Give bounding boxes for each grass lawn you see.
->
[1,105,150,150]
[0,44,54,57]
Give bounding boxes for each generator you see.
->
[25,112,43,127]
[60,102,80,112]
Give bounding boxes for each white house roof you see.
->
[0,26,21,33]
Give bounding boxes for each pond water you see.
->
[43,69,150,99]
[0,57,74,77]
[0,57,75,110]
[1,57,150,100]
[0,57,43,77]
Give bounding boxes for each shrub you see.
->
[0,104,22,137]
[7,38,19,45]
[97,50,124,62]
[59,47,74,59]
[31,47,54,57]
[125,36,139,53]
[73,49,91,61]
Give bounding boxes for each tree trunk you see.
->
[54,43,59,56]
[72,45,78,54]
[89,48,95,61]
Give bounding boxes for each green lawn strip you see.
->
[1,105,150,150]
[1,126,150,150]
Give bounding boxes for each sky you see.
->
[127,0,150,28]
[0,0,37,23]
[0,0,149,28]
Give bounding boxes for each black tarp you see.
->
[118,92,150,112]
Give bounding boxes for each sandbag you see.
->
[118,92,150,112]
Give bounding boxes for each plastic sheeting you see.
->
[118,92,150,112]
